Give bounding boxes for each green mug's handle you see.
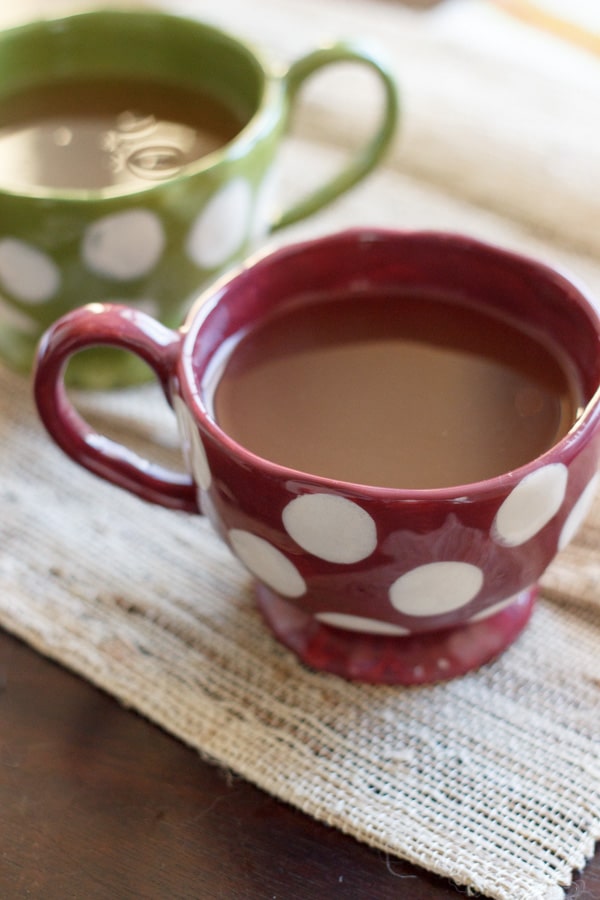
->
[271,41,399,231]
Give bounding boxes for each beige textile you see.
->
[1,1,600,899]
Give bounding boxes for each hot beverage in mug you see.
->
[211,289,580,490]
[33,231,600,685]
[0,77,244,190]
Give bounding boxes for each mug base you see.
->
[255,586,537,685]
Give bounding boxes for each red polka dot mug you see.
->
[33,230,600,684]
[0,9,397,388]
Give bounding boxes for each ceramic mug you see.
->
[33,230,600,684]
[0,9,397,387]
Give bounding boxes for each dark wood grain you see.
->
[0,627,598,899]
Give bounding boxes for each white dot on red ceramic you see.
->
[315,612,410,635]
[282,494,377,564]
[0,238,60,302]
[190,431,212,492]
[389,561,483,617]
[173,396,193,467]
[228,529,306,598]
[558,472,599,551]
[199,490,220,528]
[82,209,165,280]
[468,592,524,623]
[185,177,252,270]
[173,396,211,490]
[492,463,568,547]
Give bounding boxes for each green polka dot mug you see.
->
[33,230,600,684]
[0,9,397,388]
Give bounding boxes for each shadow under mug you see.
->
[33,230,600,685]
[0,9,398,388]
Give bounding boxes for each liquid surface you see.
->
[212,292,580,489]
[0,78,243,190]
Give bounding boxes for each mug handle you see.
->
[33,304,199,514]
[271,40,399,231]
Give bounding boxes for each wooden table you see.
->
[1,627,598,898]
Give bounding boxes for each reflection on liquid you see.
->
[0,78,243,190]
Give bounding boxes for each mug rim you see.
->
[0,7,278,202]
[179,227,600,502]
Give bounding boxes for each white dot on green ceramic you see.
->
[0,294,39,333]
[82,209,165,280]
[389,562,483,617]
[0,238,60,302]
[282,493,377,564]
[493,464,568,547]
[185,177,252,270]
[229,529,306,598]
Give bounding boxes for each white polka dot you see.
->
[315,612,410,635]
[493,464,568,547]
[468,592,524,622]
[282,494,377,564]
[189,432,212,492]
[389,562,483,617]
[0,293,39,333]
[185,177,252,270]
[173,396,193,466]
[0,238,60,302]
[229,529,306,598]
[82,209,165,280]
[558,472,599,551]
[173,396,211,490]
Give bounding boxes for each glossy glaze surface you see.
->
[33,230,600,682]
[0,77,243,190]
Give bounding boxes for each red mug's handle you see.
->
[33,303,199,513]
